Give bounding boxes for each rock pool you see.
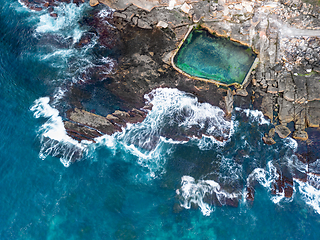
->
[173,28,257,86]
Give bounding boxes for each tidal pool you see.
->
[173,28,257,86]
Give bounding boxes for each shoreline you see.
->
[19,0,320,147]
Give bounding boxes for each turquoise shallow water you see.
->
[174,29,257,85]
[1,1,320,239]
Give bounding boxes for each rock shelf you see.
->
[89,0,320,142]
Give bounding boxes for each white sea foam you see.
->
[95,88,233,178]
[118,88,233,176]
[17,0,33,11]
[35,3,87,43]
[101,57,116,74]
[30,97,88,167]
[103,88,233,153]
[145,88,232,140]
[235,107,270,125]
[98,8,114,19]
[247,161,295,204]
[178,176,239,216]
[296,175,320,214]
[219,156,243,184]
[40,49,74,61]
[247,162,278,193]
[283,137,298,151]
[96,8,115,28]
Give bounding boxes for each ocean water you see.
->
[1,1,320,239]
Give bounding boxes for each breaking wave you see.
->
[144,88,233,140]
[235,107,270,125]
[34,3,86,42]
[30,96,88,167]
[296,172,320,214]
[30,86,320,215]
[177,176,240,216]
[96,88,234,178]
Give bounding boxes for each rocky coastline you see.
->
[22,0,320,205]
[56,0,320,146]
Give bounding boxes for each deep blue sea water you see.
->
[1,1,320,239]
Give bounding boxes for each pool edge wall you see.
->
[171,25,259,89]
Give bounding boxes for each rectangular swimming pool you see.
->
[173,28,257,86]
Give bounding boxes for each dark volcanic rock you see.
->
[104,20,226,109]
[246,186,255,202]
[64,106,150,142]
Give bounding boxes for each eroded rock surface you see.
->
[52,0,320,145]
[91,0,320,142]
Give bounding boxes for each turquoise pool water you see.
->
[174,29,257,85]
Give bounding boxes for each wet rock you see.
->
[75,32,95,48]
[307,101,320,127]
[50,13,58,18]
[263,134,276,145]
[275,124,291,139]
[20,0,85,15]
[293,129,309,141]
[246,186,255,202]
[31,6,43,11]
[203,192,222,207]
[64,121,102,142]
[225,197,239,208]
[65,0,320,147]
[67,108,118,135]
[89,0,99,6]
[106,114,120,122]
[268,128,275,138]
[271,167,294,198]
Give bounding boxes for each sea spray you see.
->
[27,2,116,84]
[145,88,233,140]
[30,97,88,167]
[296,175,320,214]
[235,107,270,125]
[177,175,240,216]
[34,3,87,41]
[30,86,320,217]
